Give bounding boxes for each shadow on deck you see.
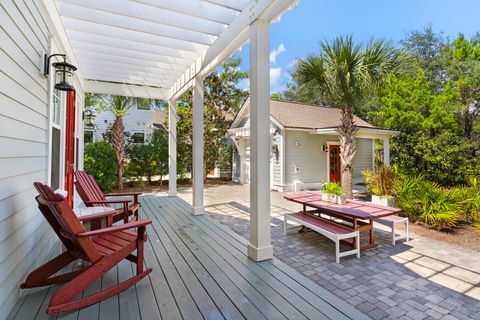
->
[8,196,369,320]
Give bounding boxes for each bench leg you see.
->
[392,223,396,246]
[335,240,340,264]
[406,220,409,243]
[356,233,360,259]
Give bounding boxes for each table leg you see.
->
[352,218,358,249]
[369,219,376,247]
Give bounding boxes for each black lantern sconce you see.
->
[83,109,95,128]
[322,145,329,152]
[43,54,77,91]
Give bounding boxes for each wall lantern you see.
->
[83,109,95,127]
[43,53,77,91]
[322,145,329,152]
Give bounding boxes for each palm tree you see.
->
[96,95,153,189]
[293,36,407,198]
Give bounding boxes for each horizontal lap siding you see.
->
[93,108,155,142]
[0,1,55,318]
[284,131,331,185]
[352,138,373,184]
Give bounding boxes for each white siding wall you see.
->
[283,131,374,191]
[0,1,84,317]
[352,138,373,184]
[91,107,155,142]
[284,131,332,188]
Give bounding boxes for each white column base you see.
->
[168,191,177,197]
[192,206,205,216]
[247,242,273,261]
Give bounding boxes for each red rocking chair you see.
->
[75,170,141,223]
[21,182,152,315]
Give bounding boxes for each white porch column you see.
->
[192,77,205,215]
[248,18,273,261]
[168,98,177,196]
[383,137,390,166]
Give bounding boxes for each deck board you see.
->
[9,195,369,320]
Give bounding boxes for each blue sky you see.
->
[236,0,480,93]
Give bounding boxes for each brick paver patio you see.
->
[175,184,480,320]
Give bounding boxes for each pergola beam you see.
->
[57,0,227,36]
[168,0,298,100]
[84,80,169,99]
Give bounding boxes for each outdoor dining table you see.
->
[283,191,402,250]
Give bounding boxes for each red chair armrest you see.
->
[105,192,142,197]
[75,219,152,238]
[84,199,132,205]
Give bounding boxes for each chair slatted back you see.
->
[33,182,102,263]
[75,170,109,208]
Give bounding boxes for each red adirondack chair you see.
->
[75,170,141,223]
[22,182,152,315]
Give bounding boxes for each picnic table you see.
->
[284,191,402,250]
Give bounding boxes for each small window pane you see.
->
[137,103,150,110]
[132,132,145,144]
[84,130,94,144]
[52,89,61,125]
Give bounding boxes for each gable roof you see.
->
[230,98,373,130]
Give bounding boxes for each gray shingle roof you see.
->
[269,99,373,129]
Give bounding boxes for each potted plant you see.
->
[362,166,397,207]
[321,182,347,204]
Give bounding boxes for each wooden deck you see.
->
[8,196,369,320]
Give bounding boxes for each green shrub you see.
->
[456,177,480,224]
[362,166,398,197]
[84,141,117,192]
[395,174,461,229]
[125,130,168,185]
[322,182,345,195]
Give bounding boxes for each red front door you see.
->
[329,144,341,182]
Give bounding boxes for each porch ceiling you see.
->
[52,0,297,99]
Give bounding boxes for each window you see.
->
[132,132,145,144]
[137,103,150,110]
[50,127,61,189]
[84,130,94,144]
[52,89,61,125]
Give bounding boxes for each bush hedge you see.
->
[84,141,117,192]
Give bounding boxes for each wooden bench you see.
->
[284,212,360,263]
[375,215,409,245]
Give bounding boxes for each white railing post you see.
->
[248,18,273,261]
[383,137,390,167]
[192,76,205,215]
[168,98,177,196]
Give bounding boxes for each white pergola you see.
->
[43,0,298,261]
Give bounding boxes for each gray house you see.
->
[228,99,397,192]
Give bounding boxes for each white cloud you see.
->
[269,43,286,64]
[237,67,284,93]
[287,59,298,69]
[270,67,282,87]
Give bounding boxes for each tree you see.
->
[293,36,407,197]
[173,56,248,179]
[89,94,155,189]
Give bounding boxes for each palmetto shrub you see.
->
[395,174,461,229]
[456,177,480,224]
[362,166,398,198]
